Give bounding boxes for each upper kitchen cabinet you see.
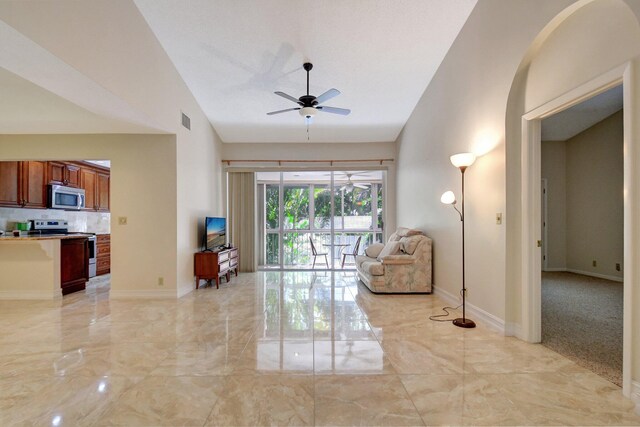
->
[48,161,81,188]
[0,161,47,209]
[0,162,21,207]
[21,161,48,208]
[80,168,97,211]
[79,163,110,212]
[96,172,110,212]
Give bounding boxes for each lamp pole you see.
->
[454,165,475,328]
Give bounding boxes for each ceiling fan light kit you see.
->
[267,62,351,126]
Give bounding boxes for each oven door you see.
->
[48,185,86,210]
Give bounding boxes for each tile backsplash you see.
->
[0,208,110,234]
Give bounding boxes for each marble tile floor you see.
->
[1,271,639,426]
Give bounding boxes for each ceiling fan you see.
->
[340,173,370,192]
[266,62,351,124]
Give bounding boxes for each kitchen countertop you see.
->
[0,234,94,241]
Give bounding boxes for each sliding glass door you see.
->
[258,170,384,270]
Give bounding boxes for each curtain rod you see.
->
[222,158,394,166]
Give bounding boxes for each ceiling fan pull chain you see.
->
[307,123,310,141]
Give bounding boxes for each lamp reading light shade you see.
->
[450,152,476,169]
[440,191,456,205]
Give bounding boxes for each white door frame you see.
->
[541,178,548,271]
[520,62,634,396]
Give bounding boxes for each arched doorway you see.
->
[504,0,640,397]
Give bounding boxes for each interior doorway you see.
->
[539,86,623,385]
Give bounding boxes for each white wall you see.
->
[0,134,178,297]
[541,141,567,269]
[566,110,624,279]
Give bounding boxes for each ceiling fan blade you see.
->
[267,107,300,115]
[274,91,301,104]
[354,183,369,189]
[317,106,351,116]
[315,88,340,105]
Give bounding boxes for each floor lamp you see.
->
[441,152,476,328]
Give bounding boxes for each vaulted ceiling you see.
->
[134,0,477,143]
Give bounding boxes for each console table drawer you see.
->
[230,258,238,268]
[218,251,229,263]
[219,260,229,272]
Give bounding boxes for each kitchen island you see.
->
[0,234,92,299]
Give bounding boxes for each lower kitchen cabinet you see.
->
[61,237,89,295]
[96,234,111,276]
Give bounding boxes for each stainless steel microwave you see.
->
[48,185,85,210]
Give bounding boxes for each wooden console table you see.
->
[194,247,238,289]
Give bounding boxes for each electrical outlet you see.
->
[158,277,164,286]
[118,217,128,225]
[592,260,597,267]
[496,213,502,225]
[616,263,621,271]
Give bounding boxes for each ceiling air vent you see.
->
[181,112,191,130]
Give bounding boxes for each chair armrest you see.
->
[381,255,416,265]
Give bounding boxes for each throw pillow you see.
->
[396,227,424,237]
[377,241,401,261]
[400,235,422,255]
[364,243,384,258]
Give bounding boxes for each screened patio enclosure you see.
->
[257,170,384,270]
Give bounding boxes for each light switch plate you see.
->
[118,217,128,225]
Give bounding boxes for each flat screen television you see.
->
[204,217,226,251]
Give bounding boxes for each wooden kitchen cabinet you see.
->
[0,161,21,207]
[80,168,97,211]
[48,161,80,188]
[96,234,111,276]
[80,164,109,212]
[96,172,110,212]
[61,237,89,295]
[21,161,47,208]
[0,161,47,209]
[0,160,110,212]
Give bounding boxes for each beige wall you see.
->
[0,134,178,297]
[566,110,624,278]
[0,0,225,296]
[395,0,640,391]
[395,0,575,322]
[541,141,567,269]
[505,0,640,392]
[542,111,624,279]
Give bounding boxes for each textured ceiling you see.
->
[134,0,477,143]
[542,85,623,141]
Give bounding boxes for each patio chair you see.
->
[309,236,329,268]
[341,236,362,268]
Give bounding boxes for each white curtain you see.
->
[228,172,256,272]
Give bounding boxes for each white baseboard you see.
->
[0,291,60,300]
[543,267,623,282]
[505,322,522,338]
[632,381,640,412]
[566,268,623,283]
[433,286,505,333]
[110,289,176,299]
[177,285,194,298]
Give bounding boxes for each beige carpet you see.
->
[541,271,623,386]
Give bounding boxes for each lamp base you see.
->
[453,318,476,328]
